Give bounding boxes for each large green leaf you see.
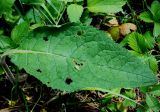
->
[87,0,126,13]
[3,25,157,92]
[0,0,15,17]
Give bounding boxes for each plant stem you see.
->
[0,56,15,84]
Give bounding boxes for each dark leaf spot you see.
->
[74,60,83,66]
[77,30,84,36]
[73,60,84,70]
[43,37,49,41]
[36,69,42,73]
[47,82,50,84]
[65,77,73,85]
[77,63,83,66]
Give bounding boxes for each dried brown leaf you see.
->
[105,17,119,27]
[119,23,137,36]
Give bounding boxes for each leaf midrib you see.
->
[2,49,155,82]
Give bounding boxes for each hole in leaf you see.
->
[47,82,50,84]
[36,69,42,73]
[77,30,84,36]
[73,60,83,71]
[77,63,83,66]
[43,36,49,41]
[74,60,83,66]
[65,77,73,85]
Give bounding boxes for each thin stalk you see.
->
[41,4,57,24]
[31,87,42,112]
[0,56,15,84]
[32,8,37,23]
[56,3,66,26]
[46,0,59,14]
[19,87,29,112]
[37,7,54,24]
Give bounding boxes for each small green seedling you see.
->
[139,0,160,37]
